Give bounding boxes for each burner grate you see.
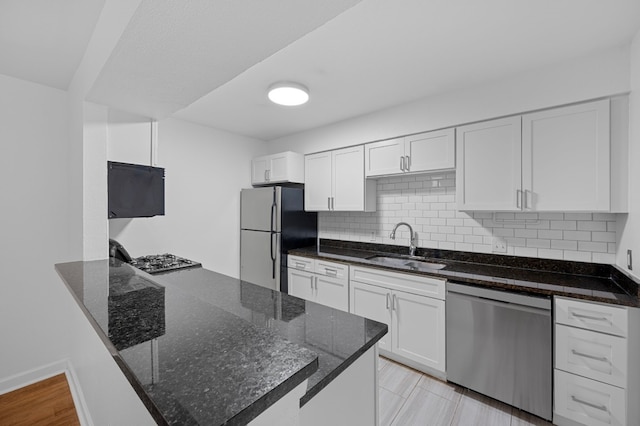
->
[130,254,201,274]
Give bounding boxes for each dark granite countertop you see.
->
[55,259,387,425]
[289,240,640,308]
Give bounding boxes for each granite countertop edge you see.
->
[288,245,640,308]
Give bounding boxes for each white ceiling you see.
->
[1,0,640,141]
[0,0,105,90]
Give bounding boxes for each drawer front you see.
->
[555,324,627,388]
[288,255,315,272]
[555,297,627,337]
[350,266,445,300]
[554,369,626,426]
[315,259,348,281]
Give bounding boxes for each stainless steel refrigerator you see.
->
[240,186,317,292]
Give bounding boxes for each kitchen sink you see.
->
[366,256,446,271]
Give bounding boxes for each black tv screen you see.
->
[108,161,165,219]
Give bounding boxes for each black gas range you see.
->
[130,253,202,275]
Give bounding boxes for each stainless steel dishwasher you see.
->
[446,282,552,421]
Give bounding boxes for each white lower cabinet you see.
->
[554,297,639,426]
[287,255,349,312]
[350,266,446,377]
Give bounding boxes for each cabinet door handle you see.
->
[386,293,390,310]
[405,156,410,171]
[264,170,268,181]
[571,349,609,363]
[327,197,331,210]
[571,312,609,322]
[331,197,334,210]
[400,156,405,172]
[392,294,397,311]
[524,189,531,209]
[310,276,314,290]
[325,268,337,276]
[571,396,608,412]
[516,189,522,209]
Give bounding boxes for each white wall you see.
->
[269,46,630,154]
[108,116,267,278]
[617,30,640,279]
[0,74,154,425]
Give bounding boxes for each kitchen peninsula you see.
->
[55,259,387,426]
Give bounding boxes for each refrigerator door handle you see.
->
[270,232,276,279]
[270,189,277,233]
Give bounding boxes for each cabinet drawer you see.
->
[554,369,626,426]
[350,266,445,300]
[555,297,627,337]
[555,324,627,388]
[288,255,315,271]
[315,259,348,280]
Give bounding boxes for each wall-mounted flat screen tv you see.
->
[108,161,165,219]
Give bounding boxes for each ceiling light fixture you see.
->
[267,82,309,106]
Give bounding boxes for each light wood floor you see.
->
[379,357,555,426]
[0,373,80,426]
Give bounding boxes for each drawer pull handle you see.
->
[571,396,608,412]
[325,268,337,276]
[296,262,306,269]
[571,312,609,322]
[571,349,609,363]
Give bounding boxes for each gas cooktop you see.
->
[130,254,201,275]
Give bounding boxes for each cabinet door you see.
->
[350,281,391,352]
[315,275,349,312]
[456,117,522,211]
[392,291,445,373]
[364,138,405,177]
[251,155,269,185]
[288,269,315,302]
[304,152,332,211]
[523,100,610,211]
[332,145,366,211]
[267,152,289,183]
[405,129,455,173]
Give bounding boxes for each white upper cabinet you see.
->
[251,151,304,185]
[365,129,455,177]
[522,100,610,211]
[457,98,627,212]
[305,146,376,212]
[456,117,522,211]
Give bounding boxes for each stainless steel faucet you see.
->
[390,222,417,257]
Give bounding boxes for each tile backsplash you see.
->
[319,173,619,264]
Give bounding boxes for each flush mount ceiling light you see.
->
[267,82,309,106]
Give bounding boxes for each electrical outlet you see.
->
[369,231,376,242]
[492,237,507,253]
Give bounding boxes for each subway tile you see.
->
[538,249,564,260]
[493,228,515,238]
[564,251,592,262]
[527,239,551,249]
[563,230,591,241]
[608,243,616,253]
[564,213,593,221]
[439,210,455,218]
[515,229,538,238]
[592,252,616,264]
[591,232,616,243]
[455,243,473,251]
[538,212,564,220]
[514,212,538,220]
[431,233,447,241]
[607,222,617,232]
[446,218,464,227]
[577,221,606,232]
[455,227,473,235]
[514,247,538,257]
[525,220,550,230]
[551,240,578,250]
[550,221,577,230]
[448,234,464,243]
[439,241,455,250]
[505,237,526,247]
[438,226,455,234]
[537,229,563,240]
[464,235,484,244]
[578,241,608,253]
[473,244,493,253]
[593,213,616,221]
[472,212,493,219]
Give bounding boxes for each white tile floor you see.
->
[378,357,555,426]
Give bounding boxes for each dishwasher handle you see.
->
[447,291,551,316]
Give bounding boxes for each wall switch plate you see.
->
[628,249,633,270]
[492,237,507,253]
